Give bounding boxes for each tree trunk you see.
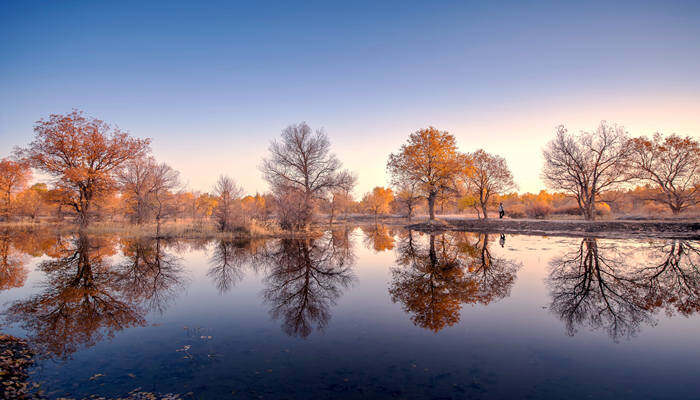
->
[670,203,682,215]
[481,203,488,219]
[4,192,10,221]
[78,202,90,227]
[583,202,595,220]
[428,191,436,221]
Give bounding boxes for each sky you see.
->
[1,0,699,196]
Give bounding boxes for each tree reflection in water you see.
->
[117,237,188,314]
[207,238,267,294]
[0,230,29,291]
[467,233,521,305]
[3,233,186,359]
[261,230,356,338]
[361,224,396,252]
[637,240,700,316]
[389,231,521,332]
[0,228,69,291]
[547,237,700,340]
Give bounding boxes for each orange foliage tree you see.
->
[17,110,151,226]
[387,127,466,221]
[16,183,48,221]
[361,186,394,222]
[0,158,32,220]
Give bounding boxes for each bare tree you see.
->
[149,162,180,236]
[393,181,421,221]
[119,158,180,233]
[463,149,517,219]
[261,122,355,230]
[118,157,155,224]
[213,175,244,232]
[628,133,699,214]
[542,122,632,220]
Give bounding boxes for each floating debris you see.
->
[89,374,105,381]
[0,334,39,399]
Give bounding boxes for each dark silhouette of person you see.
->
[498,203,505,219]
[499,234,506,247]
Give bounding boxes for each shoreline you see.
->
[2,217,699,240]
[406,218,700,239]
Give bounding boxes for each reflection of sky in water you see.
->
[0,228,699,399]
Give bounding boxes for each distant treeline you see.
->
[1,110,698,231]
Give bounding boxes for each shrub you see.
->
[526,202,553,219]
[507,204,526,219]
[553,205,582,216]
[595,202,612,217]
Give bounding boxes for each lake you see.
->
[1,227,699,399]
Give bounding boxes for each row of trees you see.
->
[543,122,699,218]
[1,112,698,229]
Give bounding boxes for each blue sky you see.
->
[2,0,699,195]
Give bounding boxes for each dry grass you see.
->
[0,219,288,239]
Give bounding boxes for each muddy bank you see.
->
[407,218,700,239]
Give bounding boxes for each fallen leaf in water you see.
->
[88,373,104,381]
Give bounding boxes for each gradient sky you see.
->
[1,0,699,196]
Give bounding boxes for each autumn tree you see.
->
[542,122,632,220]
[16,183,49,221]
[195,193,218,222]
[212,175,244,232]
[463,149,516,219]
[0,158,32,220]
[393,182,422,221]
[17,110,151,226]
[628,133,699,214]
[261,122,355,230]
[387,127,465,221]
[44,187,72,221]
[327,190,354,225]
[361,186,394,223]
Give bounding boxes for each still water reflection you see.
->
[0,227,698,399]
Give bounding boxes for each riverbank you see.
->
[0,221,285,240]
[407,218,700,239]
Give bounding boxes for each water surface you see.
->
[1,227,699,399]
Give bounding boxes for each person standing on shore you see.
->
[498,202,505,219]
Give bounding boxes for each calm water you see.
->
[1,227,699,399]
